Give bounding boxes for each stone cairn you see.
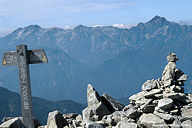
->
[1,53,192,128]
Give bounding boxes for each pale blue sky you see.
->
[0,0,192,36]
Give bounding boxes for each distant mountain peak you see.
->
[24,24,41,29]
[146,15,170,27]
[148,15,167,23]
[75,24,86,29]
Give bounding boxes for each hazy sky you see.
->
[0,0,192,36]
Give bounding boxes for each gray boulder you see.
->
[138,113,168,128]
[140,104,156,113]
[101,113,122,127]
[0,117,25,128]
[154,110,173,122]
[158,98,173,109]
[164,92,189,104]
[181,107,192,120]
[86,120,103,128]
[82,101,111,121]
[2,117,14,123]
[63,113,79,119]
[1,117,41,128]
[144,89,163,98]
[170,85,184,93]
[115,121,137,128]
[142,79,157,91]
[163,92,185,99]
[129,91,153,108]
[47,110,68,128]
[111,111,126,126]
[101,93,124,112]
[87,84,101,106]
[76,115,83,124]
[129,91,146,102]
[123,104,141,119]
[181,120,192,128]
[170,116,182,128]
[83,84,111,121]
[175,69,188,82]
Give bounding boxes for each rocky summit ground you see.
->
[1,53,192,128]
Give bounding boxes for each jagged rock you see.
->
[47,110,68,128]
[95,121,109,128]
[185,94,192,104]
[63,113,79,119]
[181,120,192,128]
[85,120,103,128]
[129,91,146,102]
[138,113,168,128]
[66,118,73,124]
[70,120,80,128]
[170,116,181,128]
[83,84,111,121]
[181,107,192,120]
[123,104,141,119]
[101,115,112,126]
[158,98,173,109]
[130,91,153,107]
[170,85,184,93]
[1,117,41,128]
[175,69,188,82]
[82,101,111,121]
[154,106,169,114]
[76,115,83,124]
[144,89,163,98]
[120,114,134,123]
[0,117,25,128]
[114,121,137,128]
[111,111,125,125]
[154,110,174,122]
[87,84,101,106]
[163,92,189,104]
[142,79,157,91]
[101,112,124,127]
[102,114,116,126]
[163,92,185,99]
[101,93,124,112]
[2,117,14,123]
[140,104,156,113]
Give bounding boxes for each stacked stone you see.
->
[128,53,192,128]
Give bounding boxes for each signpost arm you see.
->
[17,45,34,128]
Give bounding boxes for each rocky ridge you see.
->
[1,53,192,128]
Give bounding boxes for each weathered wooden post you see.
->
[2,44,48,128]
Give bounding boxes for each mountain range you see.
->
[0,15,192,103]
[0,86,85,125]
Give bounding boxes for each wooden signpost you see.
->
[2,44,48,128]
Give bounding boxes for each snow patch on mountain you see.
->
[112,23,137,29]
